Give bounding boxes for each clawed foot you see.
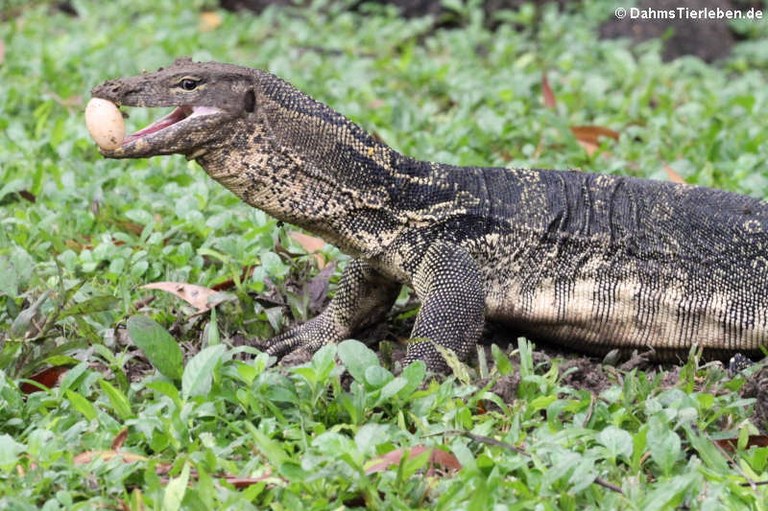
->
[256,314,348,364]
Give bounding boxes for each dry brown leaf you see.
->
[663,164,686,184]
[289,231,327,267]
[715,435,768,453]
[141,282,220,313]
[542,72,557,110]
[49,93,83,109]
[570,125,620,145]
[74,450,148,465]
[225,473,276,488]
[365,445,461,475]
[211,265,255,291]
[290,231,326,252]
[576,139,600,157]
[307,261,337,314]
[368,98,386,109]
[111,428,129,451]
[18,190,36,203]
[571,125,620,156]
[199,11,222,32]
[116,220,145,236]
[19,366,69,394]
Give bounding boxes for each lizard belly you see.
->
[484,266,768,356]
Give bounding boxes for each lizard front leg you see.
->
[265,258,401,360]
[405,243,485,372]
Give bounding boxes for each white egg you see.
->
[85,98,125,150]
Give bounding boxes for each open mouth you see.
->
[124,105,222,144]
[86,96,226,155]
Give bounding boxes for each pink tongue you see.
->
[125,107,190,142]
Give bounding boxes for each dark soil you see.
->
[742,366,768,433]
[599,0,736,63]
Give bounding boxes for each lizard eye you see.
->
[179,78,199,91]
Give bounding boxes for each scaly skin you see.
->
[91,58,768,371]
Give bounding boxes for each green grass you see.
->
[1,0,768,508]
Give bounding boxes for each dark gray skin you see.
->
[92,58,768,371]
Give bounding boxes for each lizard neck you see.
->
[195,115,406,259]
[193,70,477,261]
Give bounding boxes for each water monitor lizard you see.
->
[90,59,768,371]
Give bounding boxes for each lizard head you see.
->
[90,58,257,159]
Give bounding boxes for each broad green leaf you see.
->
[517,337,534,378]
[58,361,90,392]
[0,248,34,298]
[641,472,697,510]
[279,461,309,481]
[58,295,119,318]
[631,425,648,471]
[683,425,729,473]
[98,379,133,420]
[597,426,633,461]
[247,425,288,467]
[182,344,226,400]
[354,424,390,455]
[0,434,25,471]
[398,360,426,396]
[379,375,407,400]
[648,418,681,475]
[491,344,513,376]
[364,365,393,389]
[568,456,597,493]
[162,462,190,511]
[312,431,357,461]
[147,380,181,405]
[126,315,183,381]
[204,307,220,346]
[65,389,98,421]
[309,343,337,382]
[338,339,379,383]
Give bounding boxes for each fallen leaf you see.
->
[48,93,83,109]
[290,231,326,253]
[365,445,461,475]
[663,164,686,184]
[225,473,276,489]
[132,294,156,310]
[199,11,222,32]
[576,139,600,157]
[570,125,620,145]
[715,435,768,453]
[211,265,255,291]
[289,231,327,268]
[111,428,129,451]
[18,190,35,203]
[368,98,386,109]
[116,220,144,236]
[570,125,620,156]
[307,261,336,314]
[74,450,148,465]
[542,72,557,110]
[19,366,69,394]
[141,282,223,313]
